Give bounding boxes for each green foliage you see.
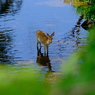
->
[52,27,95,95]
[63,0,95,20]
[75,0,95,20]
[0,65,49,95]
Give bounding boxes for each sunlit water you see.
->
[0,0,88,71]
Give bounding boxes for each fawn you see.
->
[36,30,54,56]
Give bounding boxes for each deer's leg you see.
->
[39,43,42,56]
[37,41,39,56]
[37,41,38,50]
[47,46,49,57]
[44,45,47,56]
[39,42,41,50]
[37,41,41,55]
[37,41,41,50]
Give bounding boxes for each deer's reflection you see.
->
[36,48,52,71]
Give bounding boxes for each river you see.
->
[0,0,88,71]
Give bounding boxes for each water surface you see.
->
[0,0,88,71]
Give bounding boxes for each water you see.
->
[0,0,88,71]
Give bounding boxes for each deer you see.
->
[36,30,54,56]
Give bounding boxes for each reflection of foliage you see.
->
[0,0,22,16]
[0,30,13,63]
[0,0,23,62]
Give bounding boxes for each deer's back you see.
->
[36,30,48,45]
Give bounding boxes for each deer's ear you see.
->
[51,32,54,37]
[46,33,49,36]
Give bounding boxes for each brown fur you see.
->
[36,30,54,56]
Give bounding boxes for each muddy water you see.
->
[0,0,88,71]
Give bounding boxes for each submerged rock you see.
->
[81,20,94,30]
